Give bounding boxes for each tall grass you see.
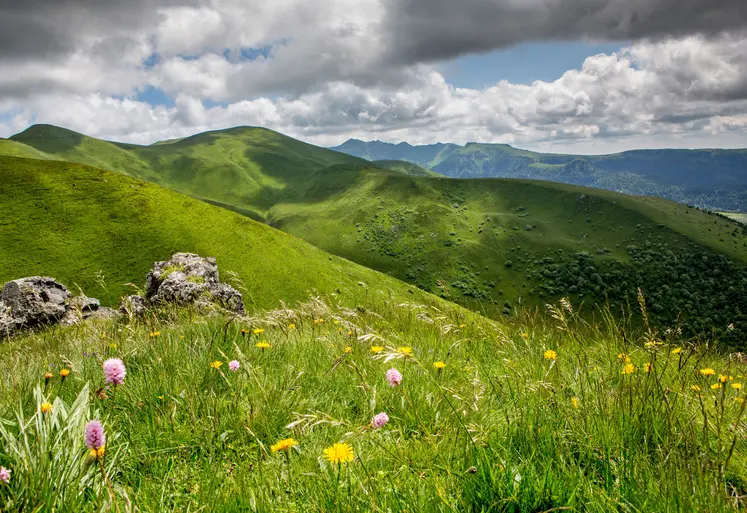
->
[0,294,745,512]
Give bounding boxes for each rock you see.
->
[120,295,147,317]
[144,253,244,314]
[1,277,70,330]
[61,295,107,325]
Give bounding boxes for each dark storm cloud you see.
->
[382,0,747,64]
[0,0,197,60]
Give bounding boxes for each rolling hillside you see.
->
[5,125,747,344]
[0,155,441,311]
[332,139,747,212]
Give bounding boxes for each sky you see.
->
[0,0,746,154]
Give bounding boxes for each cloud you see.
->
[2,34,746,154]
[382,0,747,64]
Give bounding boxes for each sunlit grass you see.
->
[0,296,745,512]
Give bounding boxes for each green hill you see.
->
[7,125,747,345]
[332,139,747,212]
[0,155,442,311]
[373,159,440,177]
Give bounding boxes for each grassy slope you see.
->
[0,296,745,511]
[0,155,441,311]
[373,160,440,177]
[7,126,747,337]
[722,212,747,224]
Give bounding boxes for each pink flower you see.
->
[85,420,106,450]
[0,466,10,484]
[228,360,240,372]
[102,358,126,386]
[386,368,403,387]
[371,412,389,429]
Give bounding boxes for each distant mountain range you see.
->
[331,139,747,212]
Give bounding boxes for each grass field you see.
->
[0,156,441,311]
[0,295,745,511]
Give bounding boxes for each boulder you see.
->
[1,277,70,331]
[120,295,148,317]
[144,253,244,313]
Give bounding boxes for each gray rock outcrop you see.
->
[0,277,109,335]
[144,253,244,313]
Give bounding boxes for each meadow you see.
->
[0,291,745,512]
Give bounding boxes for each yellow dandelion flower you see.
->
[671,347,682,355]
[433,361,447,370]
[643,362,653,373]
[691,385,701,392]
[520,332,528,340]
[338,328,344,334]
[570,397,580,409]
[347,331,354,336]
[398,346,413,357]
[333,320,340,325]
[344,346,352,354]
[288,323,296,330]
[149,331,160,338]
[323,442,354,464]
[271,438,299,453]
[736,398,745,404]
[718,374,729,383]
[617,353,631,364]
[621,363,636,375]
[370,346,384,354]
[157,395,165,401]
[241,329,249,336]
[711,383,722,390]
[459,324,467,328]
[543,349,557,361]
[41,402,53,414]
[109,343,118,350]
[699,368,716,376]
[44,371,53,380]
[253,328,265,335]
[209,361,223,369]
[732,383,742,390]
[256,341,271,350]
[59,368,70,378]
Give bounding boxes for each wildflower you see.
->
[59,368,70,378]
[386,368,403,387]
[323,442,354,464]
[459,324,467,329]
[41,402,53,414]
[671,347,682,355]
[271,438,299,453]
[727,323,735,332]
[397,346,413,357]
[520,332,528,340]
[718,374,729,383]
[691,385,701,392]
[699,368,716,376]
[256,341,271,350]
[85,420,106,459]
[643,362,653,373]
[149,331,160,338]
[288,323,296,330]
[338,328,344,334]
[348,331,354,336]
[711,383,722,390]
[371,412,389,429]
[543,349,557,361]
[433,361,447,370]
[157,395,164,401]
[44,371,53,381]
[570,397,580,409]
[108,343,117,350]
[370,346,384,354]
[0,466,10,484]
[253,328,265,335]
[102,358,126,386]
[228,360,240,372]
[732,383,742,390]
[334,320,340,325]
[621,363,636,375]
[617,353,631,364]
[209,361,223,369]
[344,346,352,354]
[241,328,248,336]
